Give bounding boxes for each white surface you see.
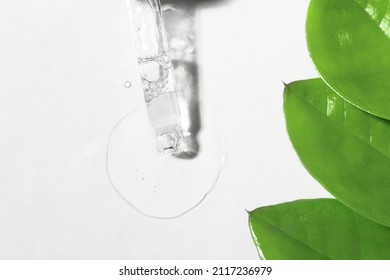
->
[0,0,331,259]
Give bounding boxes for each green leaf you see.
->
[249,199,390,260]
[306,0,390,119]
[284,78,390,226]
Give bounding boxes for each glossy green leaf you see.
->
[284,78,390,226]
[249,199,390,260]
[306,0,390,119]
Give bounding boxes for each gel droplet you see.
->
[106,107,227,219]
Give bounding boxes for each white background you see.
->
[0,0,331,259]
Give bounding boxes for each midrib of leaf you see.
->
[288,83,390,162]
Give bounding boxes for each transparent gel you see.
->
[106,108,227,218]
[129,0,184,154]
[106,0,227,218]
